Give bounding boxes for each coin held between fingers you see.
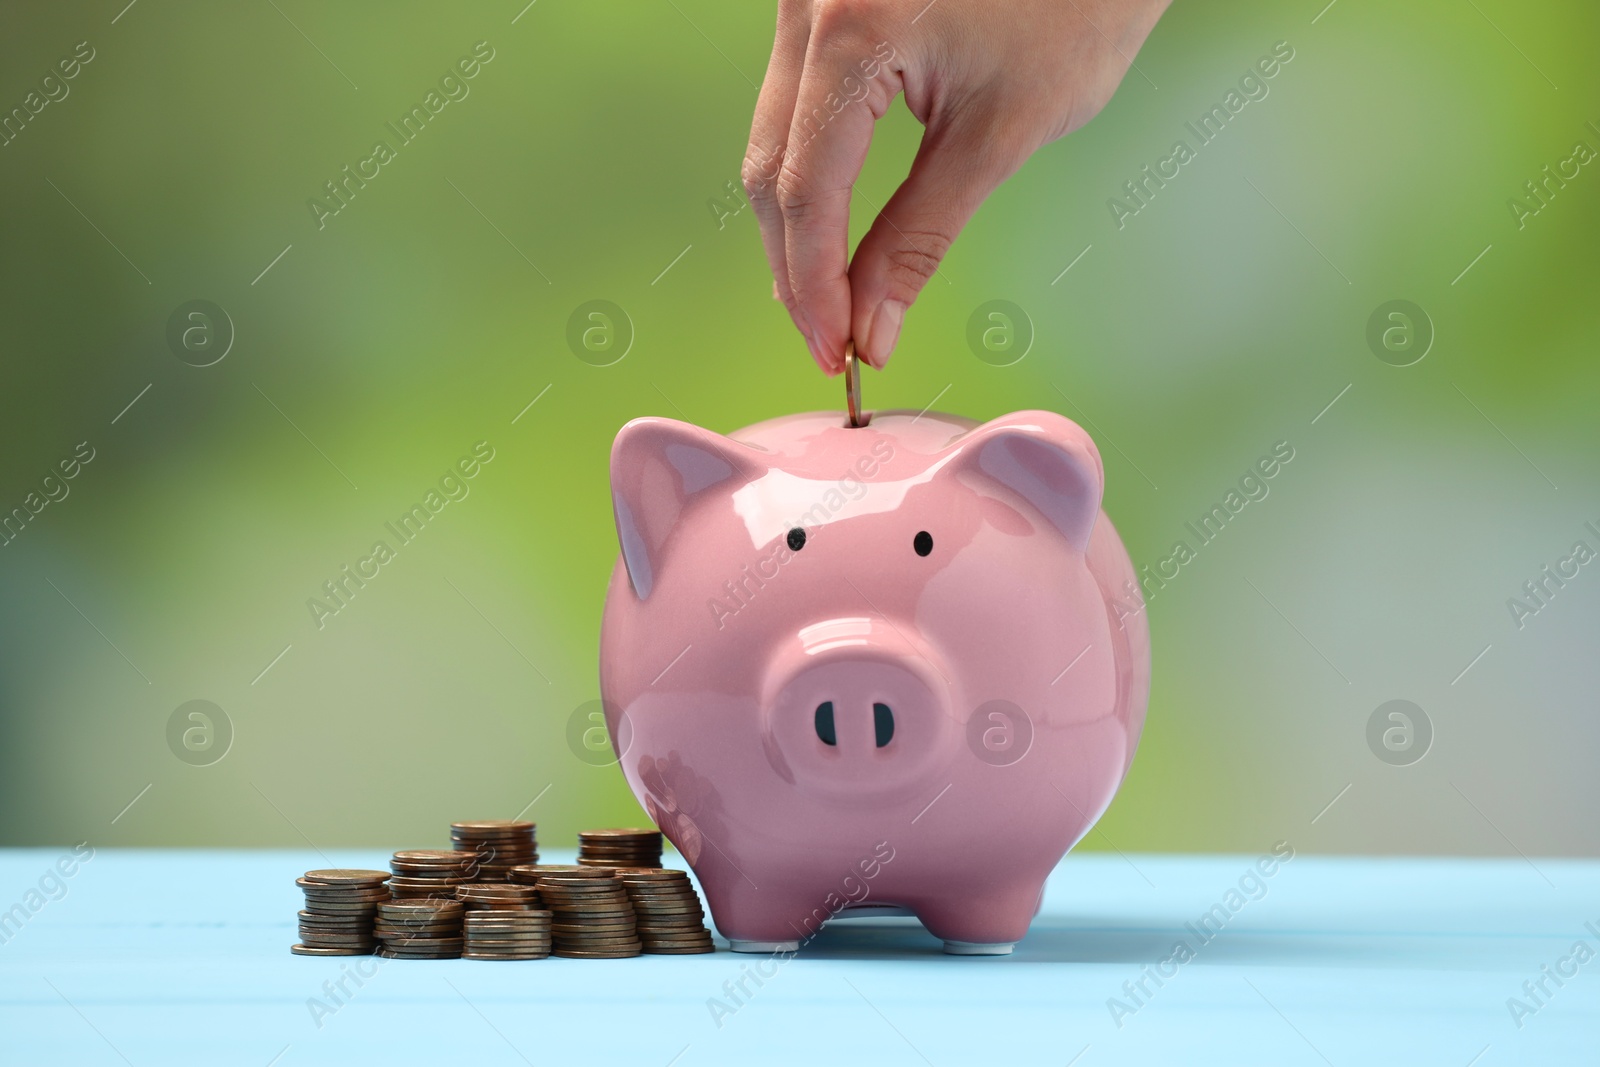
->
[845,342,864,428]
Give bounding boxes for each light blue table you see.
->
[1,849,1594,1065]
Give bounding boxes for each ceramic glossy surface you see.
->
[600,409,1150,948]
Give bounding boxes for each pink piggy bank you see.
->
[600,409,1150,954]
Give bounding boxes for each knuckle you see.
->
[810,0,874,38]
[741,147,783,202]
[775,167,818,225]
[882,229,953,289]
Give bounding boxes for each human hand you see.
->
[743,0,1171,375]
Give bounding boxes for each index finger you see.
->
[778,21,896,374]
[743,1,812,354]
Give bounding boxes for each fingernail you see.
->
[865,300,906,369]
[802,325,831,374]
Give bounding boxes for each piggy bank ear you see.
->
[610,417,767,599]
[949,411,1104,553]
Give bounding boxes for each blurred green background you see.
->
[1,0,1595,857]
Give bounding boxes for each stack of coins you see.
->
[374,898,464,959]
[291,869,388,956]
[457,882,542,912]
[577,828,663,868]
[450,820,538,882]
[462,909,553,960]
[388,850,477,899]
[537,869,642,958]
[617,869,716,954]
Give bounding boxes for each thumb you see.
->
[848,118,1030,369]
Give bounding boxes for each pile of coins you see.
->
[617,869,715,954]
[577,828,663,868]
[388,850,477,899]
[289,823,721,960]
[451,820,538,881]
[291,869,388,956]
[375,898,464,959]
[537,869,643,958]
[463,910,552,960]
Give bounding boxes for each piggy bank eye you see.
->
[787,527,807,551]
[913,531,933,557]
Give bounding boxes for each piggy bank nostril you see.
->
[814,701,837,746]
[873,703,894,747]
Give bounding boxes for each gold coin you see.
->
[844,341,864,427]
[618,871,690,881]
[555,932,643,944]
[624,895,700,908]
[297,878,389,896]
[639,930,714,940]
[299,934,377,947]
[538,870,619,882]
[381,936,463,949]
[538,884,627,895]
[578,850,660,857]
[291,943,373,956]
[628,894,701,903]
[300,909,379,921]
[378,899,463,915]
[538,884,626,895]
[457,886,538,900]
[302,869,390,886]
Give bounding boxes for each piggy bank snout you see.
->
[762,620,954,800]
[785,660,930,752]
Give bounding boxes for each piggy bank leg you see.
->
[702,881,832,954]
[913,880,1044,956]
